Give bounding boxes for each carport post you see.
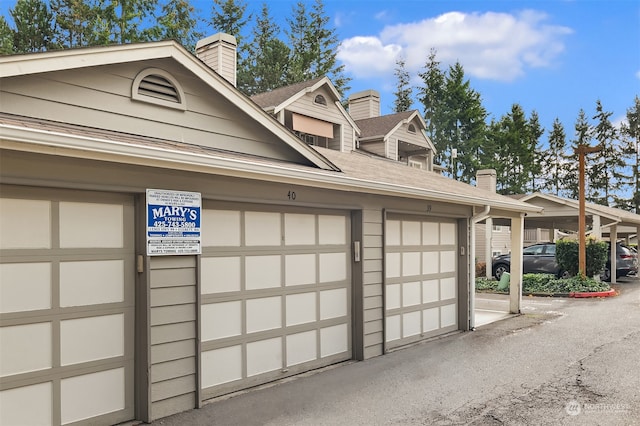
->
[509,213,525,314]
[611,225,618,284]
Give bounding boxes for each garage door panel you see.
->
[0,188,135,426]
[385,216,458,349]
[0,381,53,426]
[0,198,51,250]
[0,262,51,313]
[201,205,351,399]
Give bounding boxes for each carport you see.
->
[506,193,640,284]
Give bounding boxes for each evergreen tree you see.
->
[589,100,625,206]
[10,0,57,52]
[393,57,413,112]
[286,0,349,95]
[417,49,446,162]
[50,0,98,48]
[563,109,592,200]
[239,3,289,95]
[541,118,567,196]
[153,0,202,51]
[527,110,544,192]
[620,96,640,212]
[0,16,14,55]
[493,104,532,194]
[210,0,250,48]
[90,0,159,45]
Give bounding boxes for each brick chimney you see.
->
[348,90,380,120]
[196,33,237,87]
[476,169,497,193]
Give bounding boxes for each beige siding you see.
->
[393,120,431,149]
[0,59,306,163]
[362,209,383,358]
[149,256,197,421]
[286,86,355,152]
[475,224,511,263]
[359,141,386,158]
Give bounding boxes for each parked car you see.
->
[491,241,638,281]
[492,243,565,280]
[601,242,638,281]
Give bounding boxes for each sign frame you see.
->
[146,189,201,256]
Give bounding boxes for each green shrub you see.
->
[475,278,500,291]
[479,273,611,294]
[556,238,608,277]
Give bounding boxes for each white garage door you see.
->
[0,186,135,426]
[385,215,458,350]
[200,203,351,399]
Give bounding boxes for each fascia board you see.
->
[1,42,340,172]
[1,124,540,214]
[521,193,620,221]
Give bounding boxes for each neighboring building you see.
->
[349,90,436,171]
[0,35,538,425]
[251,76,360,153]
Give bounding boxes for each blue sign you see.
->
[146,189,201,255]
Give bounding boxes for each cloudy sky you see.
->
[268,0,639,141]
[2,0,638,142]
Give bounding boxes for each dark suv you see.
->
[492,242,638,281]
[492,243,563,280]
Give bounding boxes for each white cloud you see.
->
[636,70,640,79]
[336,36,402,77]
[337,10,572,82]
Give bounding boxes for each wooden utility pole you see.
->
[576,144,601,277]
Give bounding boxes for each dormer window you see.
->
[408,124,416,134]
[132,68,186,110]
[314,94,327,106]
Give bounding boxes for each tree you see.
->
[0,16,14,55]
[392,57,413,112]
[620,96,640,212]
[286,0,350,96]
[89,0,159,45]
[153,0,202,51]
[492,104,533,194]
[589,100,625,206]
[526,111,544,192]
[541,118,567,196]
[238,3,290,95]
[50,0,98,48]
[10,0,57,52]
[563,109,592,200]
[418,49,445,157]
[210,0,250,49]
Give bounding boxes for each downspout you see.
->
[469,205,491,330]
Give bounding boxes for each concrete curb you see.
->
[569,288,617,298]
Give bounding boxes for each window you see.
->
[492,250,502,257]
[407,124,416,133]
[132,68,186,110]
[409,160,423,169]
[314,94,327,106]
[492,225,502,232]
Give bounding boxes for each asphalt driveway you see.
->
[154,277,640,425]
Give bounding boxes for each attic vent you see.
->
[408,124,416,133]
[132,68,186,111]
[314,94,327,106]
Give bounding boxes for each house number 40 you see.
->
[288,191,297,200]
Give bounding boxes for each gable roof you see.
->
[251,77,326,110]
[250,76,360,135]
[1,111,539,216]
[0,41,340,172]
[355,110,435,153]
[518,192,640,229]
